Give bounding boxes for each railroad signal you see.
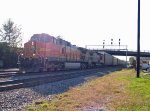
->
[103,40,105,49]
[111,39,113,45]
[119,38,120,46]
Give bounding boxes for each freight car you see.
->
[97,52,126,66]
[21,33,125,72]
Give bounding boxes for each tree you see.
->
[0,19,23,68]
[129,57,136,68]
[0,42,19,68]
[0,19,22,47]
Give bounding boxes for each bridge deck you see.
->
[93,49,150,57]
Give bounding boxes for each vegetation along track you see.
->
[0,67,122,92]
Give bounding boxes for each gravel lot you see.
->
[0,67,122,111]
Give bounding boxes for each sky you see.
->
[0,0,150,53]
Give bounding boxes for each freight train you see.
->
[20,33,126,72]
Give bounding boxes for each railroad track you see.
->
[0,67,123,92]
[0,66,110,78]
[0,69,73,78]
[0,68,98,78]
[0,72,21,78]
[0,69,100,92]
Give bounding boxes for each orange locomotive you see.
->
[24,33,80,61]
[22,33,96,72]
[21,33,126,72]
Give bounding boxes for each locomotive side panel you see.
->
[65,63,81,69]
[24,41,32,58]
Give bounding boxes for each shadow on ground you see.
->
[29,67,123,96]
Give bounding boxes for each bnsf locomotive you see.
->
[21,33,125,72]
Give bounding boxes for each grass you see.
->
[25,69,150,111]
[115,71,150,111]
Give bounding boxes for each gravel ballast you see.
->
[0,67,121,111]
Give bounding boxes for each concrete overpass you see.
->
[93,49,150,57]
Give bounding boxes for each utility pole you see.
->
[137,0,140,78]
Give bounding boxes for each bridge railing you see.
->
[87,48,150,53]
[85,45,150,53]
